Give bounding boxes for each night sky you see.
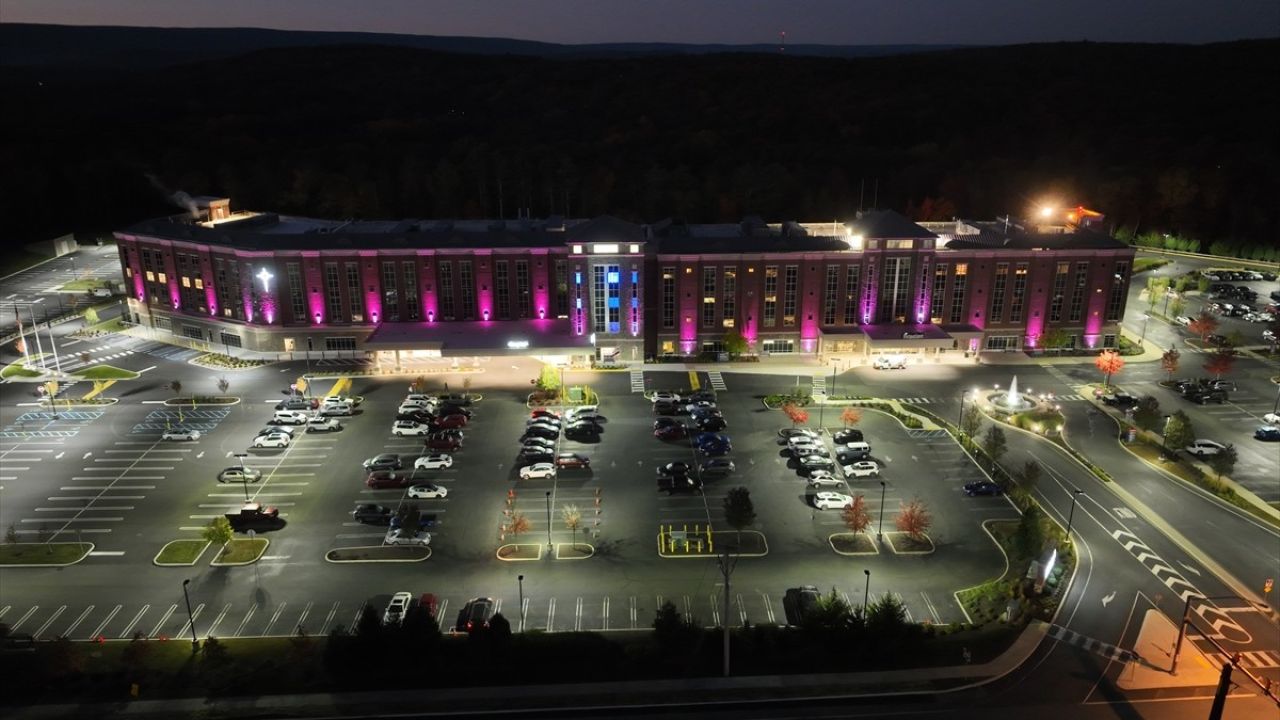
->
[4,0,1277,45]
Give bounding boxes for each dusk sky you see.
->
[4,0,1277,45]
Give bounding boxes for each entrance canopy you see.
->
[861,323,955,351]
[363,319,595,356]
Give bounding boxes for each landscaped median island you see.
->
[72,364,140,381]
[0,360,42,379]
[210,538,270,566]
[192,352,272,370]
[326,545,431,563]
[656,528,767,558]
[0,542,94,566]
[153,540,211,566]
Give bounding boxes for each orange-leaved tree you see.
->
[782,402,809,427]
[1160,348,1180,381]
[1094,349,1125,388]
[895,498,932,541]
[840,407,863,428]
[1187,312,1218,343]
[1202,348,1236,379]
[842,495,870,534]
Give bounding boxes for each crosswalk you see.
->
[630,368,645,393]
[707,371,727,392]
[812,376,826,395]
[1047,624,1135,663]
[892,394,1088,405]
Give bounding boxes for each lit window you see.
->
[593,243,620,254]
[145,271,155,282]
[572,245,583,254]
[158,273,167,283]
[685,267,692,274]
[125,267,132,277]
[182,276,191,288]
[194,278,204,290]
[629,244,640,254]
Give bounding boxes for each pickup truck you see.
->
[225,503,286,532]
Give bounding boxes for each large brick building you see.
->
[114,198,1134,365]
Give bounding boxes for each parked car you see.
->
[275,397,316,411]
[366,471,413,489]
[397,410,435,424]
[224,503,284,532]
[1101,391,1139,408]
[564,423,602,440]
[363,453,402,471]
[519,463,557,480]
[522,426,560,441]
[654,424,688,440]
[398,402,432,415]
[872,354,907,369]
[407,483,448,499]
[320,402,353,417]
[843,460,880,478]
[779,428,821,441]
[457,597,495,632]
[1254,426,1280,442]
[554,453,591,469]
[695,433,731,448]
[799,455,835,472]
[323,394,363,407]
[964,481,1004,496]
[530,408,561,420]
[695,415,728,432]
[516,450,554,466]
[218,466,262,484]
[699,439,732,457]
[792,445,831,459]
[433,405,473,419]
[1209,380,1237,392]
[1264,412,1280,425]
[351,504,393,524]
[384,528,431,546]
[812,491,853,510]
[424,434,462,450]
[257,425,295,438]
[271,409,309,425]
[306,416,342,433]
[783,585,820,626]
[651,391,681,403]
[1185,389,1227,405]
[252,432,291,448]
[657,475,702,493]
[1184,439,1227,457]
[653,400,681,415]
[806,471,844,489]
[656,462,692,479]
[392,421,431,437]
[161,428,201,441]
[832,428,864,444]
[383,592,412,625]
[522,437,558,451]
[429,413,468,430]
[699,459,736,477]
[414,453,454,470]
[436,393,473,407]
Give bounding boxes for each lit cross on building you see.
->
[256,268,273,293]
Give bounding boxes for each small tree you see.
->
[722,329,748,357]
[1132,396,1162,432]
[781,402,809,427]
[1161,348,1180,381]
[1163,410,1195,451]
[203,516,233,546]
[83,307,100,325]
[722,486,756,547]
[1013,505,1046,557]
[841,495,871,534]
[1187,312,1218,343]
[535,365,561,395]
[1202,349,1236,379]
[980,424,1007,472]
[652,600,696,651]
[894,498,932,541]
[169,380,183,400]
[1094,350,1125,388]
[217,377,230,395]
[840,407,862,428]
[561,504,582,549]
[1168,295,1186,318]
[508,512,531,541]
[960,402,983,438]
[1038,327,1069,351]
[866,592,910,633]
[1208,444,1238,479]
[1016,460,1042,495]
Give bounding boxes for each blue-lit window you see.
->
[607,271,620,285]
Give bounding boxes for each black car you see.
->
[653,400,681,415]
[516,451,554,466]
[1101,391,1139,408]
[657,462,692,479]
[695,416,728,432]
[685,390,717,403]
[397,411,435,424]
[434,405,473,418]
[362,453,402,471]
[1186,389,1227,404]
[783,585,820,626]
[351,504,393,525]
[521,426,560,440]
[833,428,864,444]
[964,481,1003,496]
[564,425,602,440]
[653,417,682,430]
[437,394,473,407]
[456,597,494,632]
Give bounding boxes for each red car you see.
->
[366,470,412,489]
[423,435,461,451]
[430,414,468,429]
[554,452,591,469]
[654,424,688,440]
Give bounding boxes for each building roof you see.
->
[846,210,937,240]
[932,219,1129,251]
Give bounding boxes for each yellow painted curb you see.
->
[80,379,116,401]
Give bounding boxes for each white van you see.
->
[404,394,438,405]
[321,401,353,416]
[841,441,871,459]
[272,409,309,425]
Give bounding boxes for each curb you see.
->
[0,542,96,568]
[827,533,880,556]
[883,532,936,555]
[495,543,543,561]
[210,538,270,566]
[152,539,211,567]
[325,545,432,563]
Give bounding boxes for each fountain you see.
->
[990,374,1035,413]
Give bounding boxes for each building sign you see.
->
[901,332,925,340]
[506,339,530,350]
[256,268,274,293]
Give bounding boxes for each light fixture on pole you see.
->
[234,453,250,501]
[862,569,871,619]
[517,574,525,632]
[182,579,199,650]
[1139,313,1151,347]
[1065,489,1085,543]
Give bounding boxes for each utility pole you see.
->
[717,550,738,677]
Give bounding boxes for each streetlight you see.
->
[1065,489,1085,543]
[878,480,887,540]
[1139,313,1151,348]
[1162,290,1177,318]
[545,491,553,550]
[182,579,199,650]
[234,453,250,501]
[957,388,979,434]
[862,569,871,619]
[517,574,525,632]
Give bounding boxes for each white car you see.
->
[398,402,431,415]
[651,392,680,403]
[414,453,454,470]
[1174,315,1193,326]
[161,428,201,441]
[384,528,431,546]
[252,432,291,448]
[565,405,599,419]
[844,461,880,478]
[1264,412,1280,425]
[392,421,431,437]
[217,466,262,483]
[873,355,907,370]
[306,416,342,433]
[813,491,853,510]
[324,395,362,407]
[788,437,823,452]
[384,591,412,624]
[407,483,448,499]
[792,445,831,458]
[519,462,557,480]
[527,415,562,426]
[806,471,844,489]
[1184,439,1227,457]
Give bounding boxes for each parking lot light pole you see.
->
[517,575,525,632]
[1139,313,1151,347]
[182,579,198,650]
[234,453,250,501]
[862,569,871,619]
[1065,489,1085,544]
[878,481,887,540]
[545,491,553,551]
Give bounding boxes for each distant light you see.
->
[507,339,529,350]
[1040,206,1054,218]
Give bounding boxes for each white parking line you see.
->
[63,605,94,638]
[117,605,150,638]
[63,485,156,489]
[148,605,178,638]
[320,602,340,635]
[545,597,556,632]
[206,604,232,637]
[21,517,123,522]
[35,506,134,511]
[49,496,145,501]
[263,603,287,636]
[88,605,122,640]
[33,606,66,639]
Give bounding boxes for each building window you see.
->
[949,263,968,324]
[1010,263,1028,322]
[1069,262,1089,322]
[877,257,912,323]
[762,339,794,353]
[495,261,511,319]
[286,262,306,322]
[554,261,569,318]
[782,266,798,327]
[381,261,399,322]
[843,265,861,325]
[1106,261,1129,321]
[345,262,363,323]
[154,316,172,331]
[1049,262,1068,322]
[661,267,676,329]
[438,262,455,320]
[763,266,778,326]
[660,340,674,354]
[324,262,343,322]
[931,264,947,321]
[325,337,356,351]
[984,335,1019,350]
[402,262,419,320]
[458,260,474,319]
[722,268,736,328]
[607,264,620,332]
[701,267,716,327]
[593,264,620,333]
[885,239,913,250]
[1103,333,1117,348]
[990,263,1009,323]
[515,260,531,318]
[218,332,242,349]
[823,266,839,325]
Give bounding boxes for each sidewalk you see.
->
[7,623,1051,720]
